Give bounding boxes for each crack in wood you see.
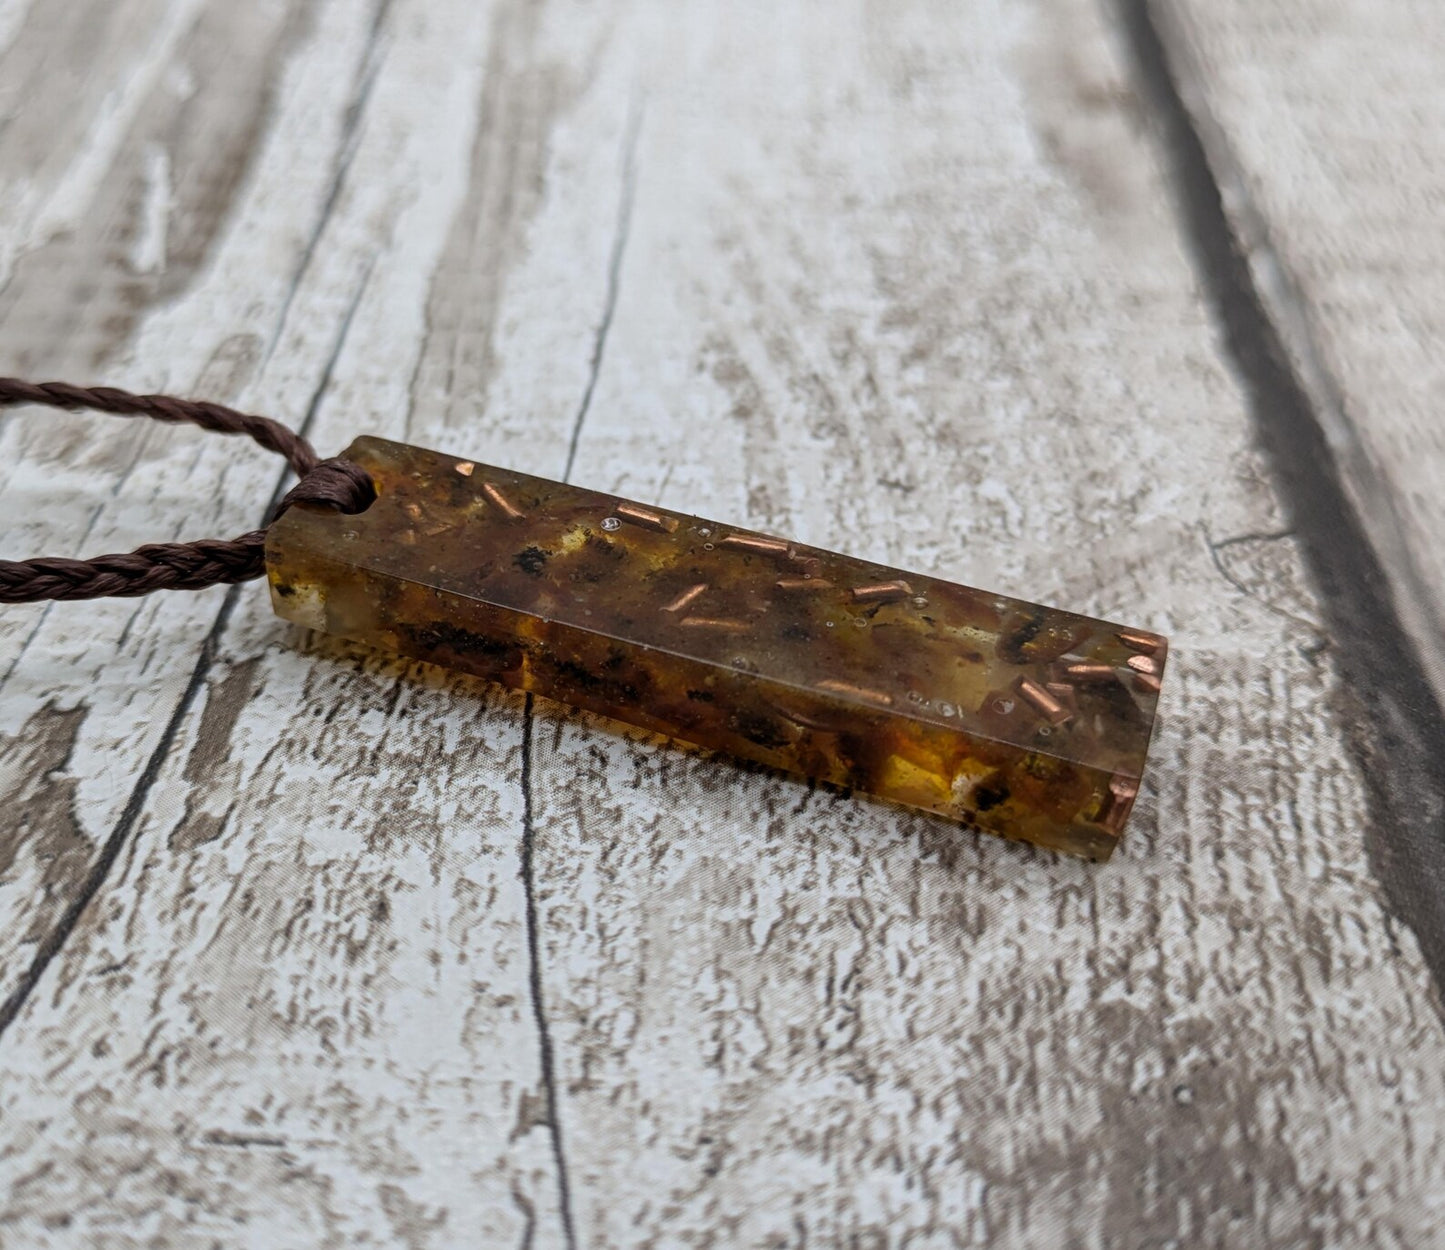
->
[561,94,643,485]
[1200,522,1325,649]
[1208,528,1295,551]
[518,694,577,1250]
[263,0,394,365]
[512,101,646,1248]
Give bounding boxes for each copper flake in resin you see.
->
[265,437,1168,859]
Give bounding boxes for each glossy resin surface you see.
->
[266,437,1167,858]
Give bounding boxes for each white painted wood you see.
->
[1158,0,1445,700]
[0,1,1441,1246]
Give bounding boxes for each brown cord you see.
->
[0,378,375,603]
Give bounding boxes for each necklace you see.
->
[0,379,1165,860]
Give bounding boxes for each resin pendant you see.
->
[265,437,1167,859]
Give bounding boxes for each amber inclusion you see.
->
[265,437,1168,859]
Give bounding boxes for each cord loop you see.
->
[0,378,374,603]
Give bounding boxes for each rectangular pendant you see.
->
[265,437,1166,859]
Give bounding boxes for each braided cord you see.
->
[0,378,373,603]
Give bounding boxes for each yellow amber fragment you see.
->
[265,438,1167,859]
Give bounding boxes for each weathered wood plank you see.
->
[1154,0,1445,701]
[0,0,360,1010]
[1131,0,1445,1077]
[0,1,1441,1247]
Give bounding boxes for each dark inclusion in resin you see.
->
[265,437,1168,859]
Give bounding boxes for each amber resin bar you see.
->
[265,437,1167,859]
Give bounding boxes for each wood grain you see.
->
[0,0,1441,1246]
